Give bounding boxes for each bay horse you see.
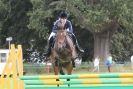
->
[49,22,78,86]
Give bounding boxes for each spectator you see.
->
[105,54,112,72]
[131,55,133,69]
[92,56,100,72]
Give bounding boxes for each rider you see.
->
[44,11,84,57]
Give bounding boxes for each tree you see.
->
[28,0,133,61]
[0,0,9,47]
[48,0,133,60]
[0,0,32,50]
[111,27,133,62]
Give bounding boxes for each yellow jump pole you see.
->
[17,45,24,89]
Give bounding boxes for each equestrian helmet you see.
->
[59,11,68,18]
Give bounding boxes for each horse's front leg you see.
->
[53,66,60,87]
[53,59,60,87]
[66,63,73,87]
[53,66,59,75]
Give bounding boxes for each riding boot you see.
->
[72,34,84,53]
[75,40,84,53]
[44,37,53,57]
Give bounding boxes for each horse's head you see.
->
[55,30,67,51]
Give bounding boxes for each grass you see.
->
[23,62,133,75]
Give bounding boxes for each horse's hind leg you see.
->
[60,67,65,75]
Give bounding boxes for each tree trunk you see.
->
[94,31,111,61]
[93,20,119,61]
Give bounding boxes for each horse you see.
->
[49,23,78,86]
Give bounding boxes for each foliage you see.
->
[0,0,9,46]
[0,0,133,62]
[111,28,133,62]
[27,0,55,40]
[46,0,133,33]
[0,0,33,50]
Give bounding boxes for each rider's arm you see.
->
[52,20,59,33]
